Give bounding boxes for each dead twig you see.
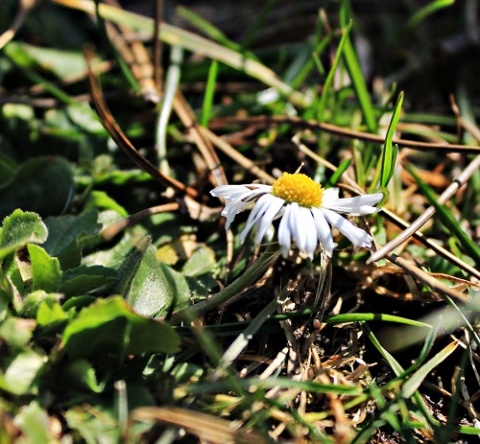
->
[211,115,480,154]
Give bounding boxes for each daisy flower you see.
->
[210,172,383,259]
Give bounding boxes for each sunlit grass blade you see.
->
[156,46,183,172]
[201,61,219,127]
[316,20,352,122]
[286,10,332,88]
[185,377,362,396]
[443,294,480,350]
[378,92,402,189]
[240,0,277,49]
[405,0,455,30]
[362,323,405,376]
[92,2,140,94]
[339,7,377,132]
[363,324,441,432]
[406,164,480,267]
[442,345,469,444]
[177,6,247,55]
[325,312,431,328]
[327,158,351,186]
[401,340,458,398]
[54,0,309,107]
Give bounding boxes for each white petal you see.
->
[254,196,285,245]
[212,185,272,231]
[239,194,277,244]
[222,195,254,229]
[210,184,250,198]
[302,209,319,259]
[277,205,293,258]
[322,188,340,204]
[321,208,373,248]
[211,184,271,198]
[289,203,307,252]
[322,192,383,215]
[290,206,310,258]
[311,207,336,257]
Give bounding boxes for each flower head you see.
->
[211,172,383,259]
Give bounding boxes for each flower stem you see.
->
[171,245,280,324]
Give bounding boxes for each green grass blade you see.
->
[240,0,278,49]
[177,5,246,55]
[325,313,431,328]
[185,377,361,396]
[401,340,458,398]
[405,0,455,30]
[327,158,351,186]
[406,164,480,267]
[93,1,140,93]
[317,20,352,122]
[201,61,219,127]
[68,1,308,106]
[362,323,405,376]
[338,7,377,132]
[379,92,403,188]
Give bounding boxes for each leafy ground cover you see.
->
[1,0,480,442]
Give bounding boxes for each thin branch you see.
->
[212,115,480,153]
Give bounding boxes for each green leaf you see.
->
[85,191,128,217]
[62,295,96,313]
[0,157,74,220]
[61,296,180,362]
[28,244,62,293]
[126,245,191,318]
[65,384,154,443]
[65,406,120,444]
[182,246,217,299]
[63,360,106,393]
[114,235,151,297]
[0,317,36,349]
[5,41,88,79]
[60,265,117,297]
[43,210,101,270]
[20,290,54,319]
[0,210,48,261]
[0,154,17,187]
[0,350,46,395]
[13,401,56,444]
[36,298,68,327]
[182,246,216,277]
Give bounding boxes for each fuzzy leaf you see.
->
[0,350,46,395]
[43,210,100,270]
[60,265,117,297]
[0,157,74,220]
[125,244,191,318]
[13,401,55,443]
[36,298,69,327]
[28,244,62,293]
[0,210,48,261]
[61,296,180,362]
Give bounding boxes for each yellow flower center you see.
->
[272,172,323,207]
